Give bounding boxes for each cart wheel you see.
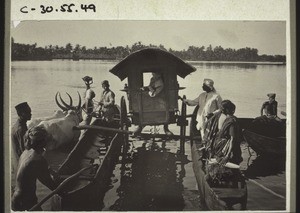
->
[180,95,187,136]
[120,96,129,156]
[120,96,128,128]
[190,105,199,145]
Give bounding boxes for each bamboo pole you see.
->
[73,125,193,140]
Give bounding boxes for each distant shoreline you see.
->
[11,59,286,65]
[187,61,286,65]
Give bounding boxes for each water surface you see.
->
[10,60,287,211]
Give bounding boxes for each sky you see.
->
[11,20,286,55]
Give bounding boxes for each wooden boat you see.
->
[242,129,286,156]
[49,109,127,211]
[239,117,286,156]
[190,106,247,210]
[191,141,247,210]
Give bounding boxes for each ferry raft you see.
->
[31,48,196,211]
[30,48,289,211]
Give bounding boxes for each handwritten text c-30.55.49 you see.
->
[20,4,96,14]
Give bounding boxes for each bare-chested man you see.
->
[11,126,59,211]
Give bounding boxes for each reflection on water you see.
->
[245,154,285,179]
[108,140,187,211]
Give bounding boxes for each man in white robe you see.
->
[183,78,222,138]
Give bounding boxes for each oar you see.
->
[73,125,193,140]
[29,165,94,211]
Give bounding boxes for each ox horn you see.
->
[66,92,73,107]
[59,93,73,109]
[77,91,82,110]
[55,92,68,111]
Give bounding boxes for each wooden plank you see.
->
[74,125,192,140]
[212,188,246,199]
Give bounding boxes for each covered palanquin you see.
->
[110,48,196,127]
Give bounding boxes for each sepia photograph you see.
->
[7,19,291,212]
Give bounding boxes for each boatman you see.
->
[133,72,173,136]
[260,93,278,117]
[82,76,96,125]
[98,80,116,122]
[11,126,60,211]
[183,79,222,139]
[11,102,32,173]
[249,93,283,137]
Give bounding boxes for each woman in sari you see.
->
[203,100,243,165]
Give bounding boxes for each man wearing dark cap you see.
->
[260,93,278,116]
[82,76,96,125]
[12,102,32,163]
[183,78,222,138]
[98,80,116,122]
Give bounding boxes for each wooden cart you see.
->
[111,48,195,129]
[110,48,196,154]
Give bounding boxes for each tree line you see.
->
[11,38,286,62]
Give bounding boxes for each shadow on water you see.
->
[244,154,285,179]
[109,140,187,211]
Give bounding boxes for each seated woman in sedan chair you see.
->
[133,72,173,136]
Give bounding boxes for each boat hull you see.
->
[191,141,247,210]
[51,118,124,211]
[243,129,286,156]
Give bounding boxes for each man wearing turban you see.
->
[183,79,222,138]
[82,76,96,125]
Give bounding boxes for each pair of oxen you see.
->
[27,92,83,151]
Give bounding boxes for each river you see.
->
[10,60,287,211]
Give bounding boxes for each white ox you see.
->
[34,92,83,151]
[28,110,67,129]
